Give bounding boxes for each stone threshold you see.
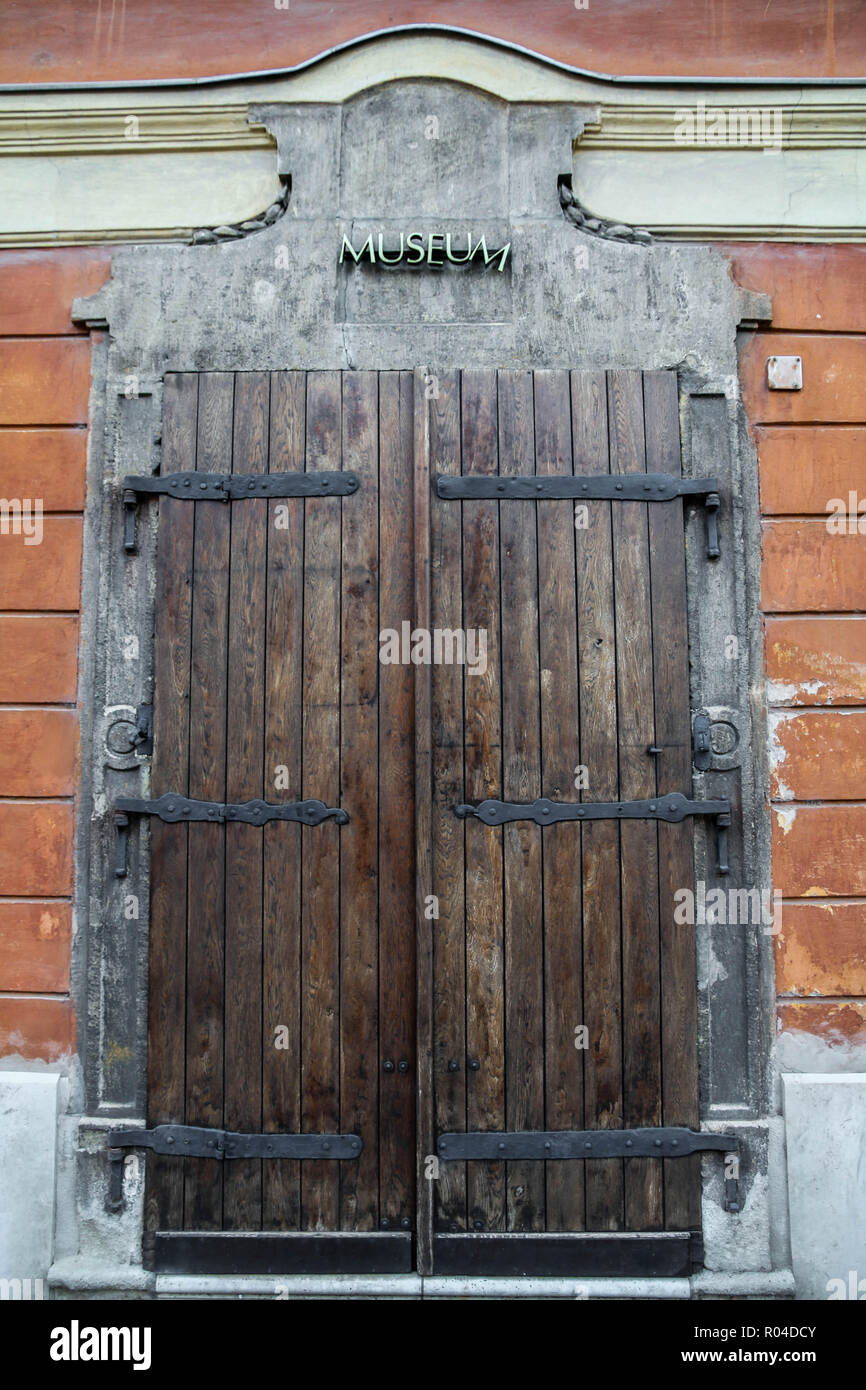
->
[48,1261,795,1301]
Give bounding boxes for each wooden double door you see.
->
[142,367,704,1277]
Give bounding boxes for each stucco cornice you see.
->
[0,34,863,245]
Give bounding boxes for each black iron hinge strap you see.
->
[113,794,348,877]
[110,1124,361,1159]
[455,793,731,876]
[436,1127,741,1213]
[106,1126,362,1212]
[122,470,359,552]
[455,792,727,826]
[435,473,721,559]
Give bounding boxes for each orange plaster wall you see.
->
[0,1,862,84]
[0,247,111,1061]
[727,244,866,1046]
[1,206,864,1066]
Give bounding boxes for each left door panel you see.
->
[144,371,416,1273]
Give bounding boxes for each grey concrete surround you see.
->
[30,77,793,1298]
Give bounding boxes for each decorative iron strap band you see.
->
[436,1126,741,1212]
[125,470,359,501]
[113,794,348,876]
[454,792,729,827]
[109,1124,361,1160]
[436,1127,736,1161]
[121,469,358,552]
[434,472,721,559]
[116,793,349,826]
[435,473,717,503]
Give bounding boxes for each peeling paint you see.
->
[767,710,793,800]
[774,806,797,834]
[707,940,730,988]
[766,677,831,706]
[765,637,866,706]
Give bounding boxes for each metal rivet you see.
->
[183,478,191,488]
[584,1142,592,1150]
[166,1136,175,1145]
[649,803,656,812]
[323,1141,330,1151]
[544,1141,552,1152]
[383,1060,395,1073]
[473,1219,484,1230]
[498,1142,506,1151]
[199,481,208,490]
[398,1060,409,1073]
[448,1059,459,1072]
[380,1217,390,1229]
[615,482,623,491]
[626,1139,633,1148]
[654,1139,662,1147]
[401,1217,411,1230]
[468,1059,480,1071]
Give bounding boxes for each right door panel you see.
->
[427,368,701,1271]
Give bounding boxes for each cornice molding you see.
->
[1,98,863,160]
[583,103,866,150]
[0,105,274,155]
[0,39,863,246]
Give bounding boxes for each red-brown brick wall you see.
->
[0,249,110,1061]
[1,243,863,1059]
[731,243,866,1047]
[1,1,861,84]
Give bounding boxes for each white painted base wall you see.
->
[0,1072,60,1287]
[6,1071,864,1300]
[783,1073,866,1301]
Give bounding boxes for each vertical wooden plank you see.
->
[535,369,584,1233]
[461,368,505,1235]
[379,371,416,1231]
[609,370,663,1232]
[223,372,269,1230]
[184,372,232,1231]
[262,371,306,1230]
[146,372,197,1237]
[301,372,342,1232]
[414,370,435,1273]
[428,371,467,1242]
[339,372,379,1231]
[644,370,701,1231]
[572,371,623,1231]
[497,369,544,1233]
